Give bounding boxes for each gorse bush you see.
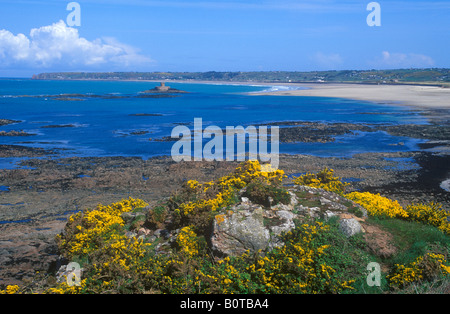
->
[345,191,408,219]
[177,226,200,257]
[0,285,20,294]
[345,192,450,236]
[294,169,450,235]
[388,253,450,289]
[50,221,361,294]
[56,198,149,258]
[169,160,286,232]
[405,202,450,235]
[293,168,349,194]
[6,161,449,294]
[44,161,366,294]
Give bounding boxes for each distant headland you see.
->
[31,69,450,87]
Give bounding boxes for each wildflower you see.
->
[405,202,450,235]
[177,226,199,257]
[345,191,408,218]
[293,168,349,194]
[388,253,450,289]
[0,285,20,294]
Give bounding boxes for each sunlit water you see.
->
[0,79,429,168]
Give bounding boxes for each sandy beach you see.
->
[255,83,450,109]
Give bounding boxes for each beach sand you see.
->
[254,83,450,109]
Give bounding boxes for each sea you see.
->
[0,78,429,169]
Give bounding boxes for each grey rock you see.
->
[270,210,295,237]
[121,211,145,223]
[339,218,362,237]
[324,210,338,220]
[125,231,138,238]
[211,207,270,256]
[269,210,296,249]
[241,197,249,203]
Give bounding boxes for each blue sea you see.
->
[0,79,427,169]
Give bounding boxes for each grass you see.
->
[358,217,450,293]
[369,217,450,266]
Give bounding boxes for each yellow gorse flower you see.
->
[388,253,450,289]
[345,191,408,218]
[176,226,199,257]
[0,285,20,294]
[175,160,285,218]
[405,202,450,235]
[293,168,349,194]
[58,197,148,257]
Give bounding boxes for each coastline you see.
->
[109,79,450,110]
[251,82,450,109]
[1,151,449,286]
[1,79,449,286]
[23,77,450,109]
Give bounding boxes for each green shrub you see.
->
[243,177,291,207]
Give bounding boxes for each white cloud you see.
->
[311,52,343,70]
[0,20,153,70]
[375,51,435,69]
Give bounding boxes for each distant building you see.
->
[140,82,188,94]
[155,82,170,92]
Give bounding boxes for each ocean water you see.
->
[0,79,428,166]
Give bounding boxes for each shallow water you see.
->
[0,79,429,165]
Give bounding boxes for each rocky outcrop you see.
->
[132,185,368,258]
[207,186,367,256]
[211,206,270,256]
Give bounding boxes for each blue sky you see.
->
[0,0,449,77]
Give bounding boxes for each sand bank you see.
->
[254,83,450,109]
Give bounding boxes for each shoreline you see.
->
[83,80,450,109]
[250,83,450,110]
[1,79,450,286]
[95,79,450,110]
[11,77,450,109]
[1,151,449,285]
[112,78,450,110]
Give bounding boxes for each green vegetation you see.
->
[1,162,449,294]
[32,68,450,86]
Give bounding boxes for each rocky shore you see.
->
[0,150,449,286]
[0,144,57,158]
[0,109,449,286]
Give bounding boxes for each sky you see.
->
[0,0,449,77]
